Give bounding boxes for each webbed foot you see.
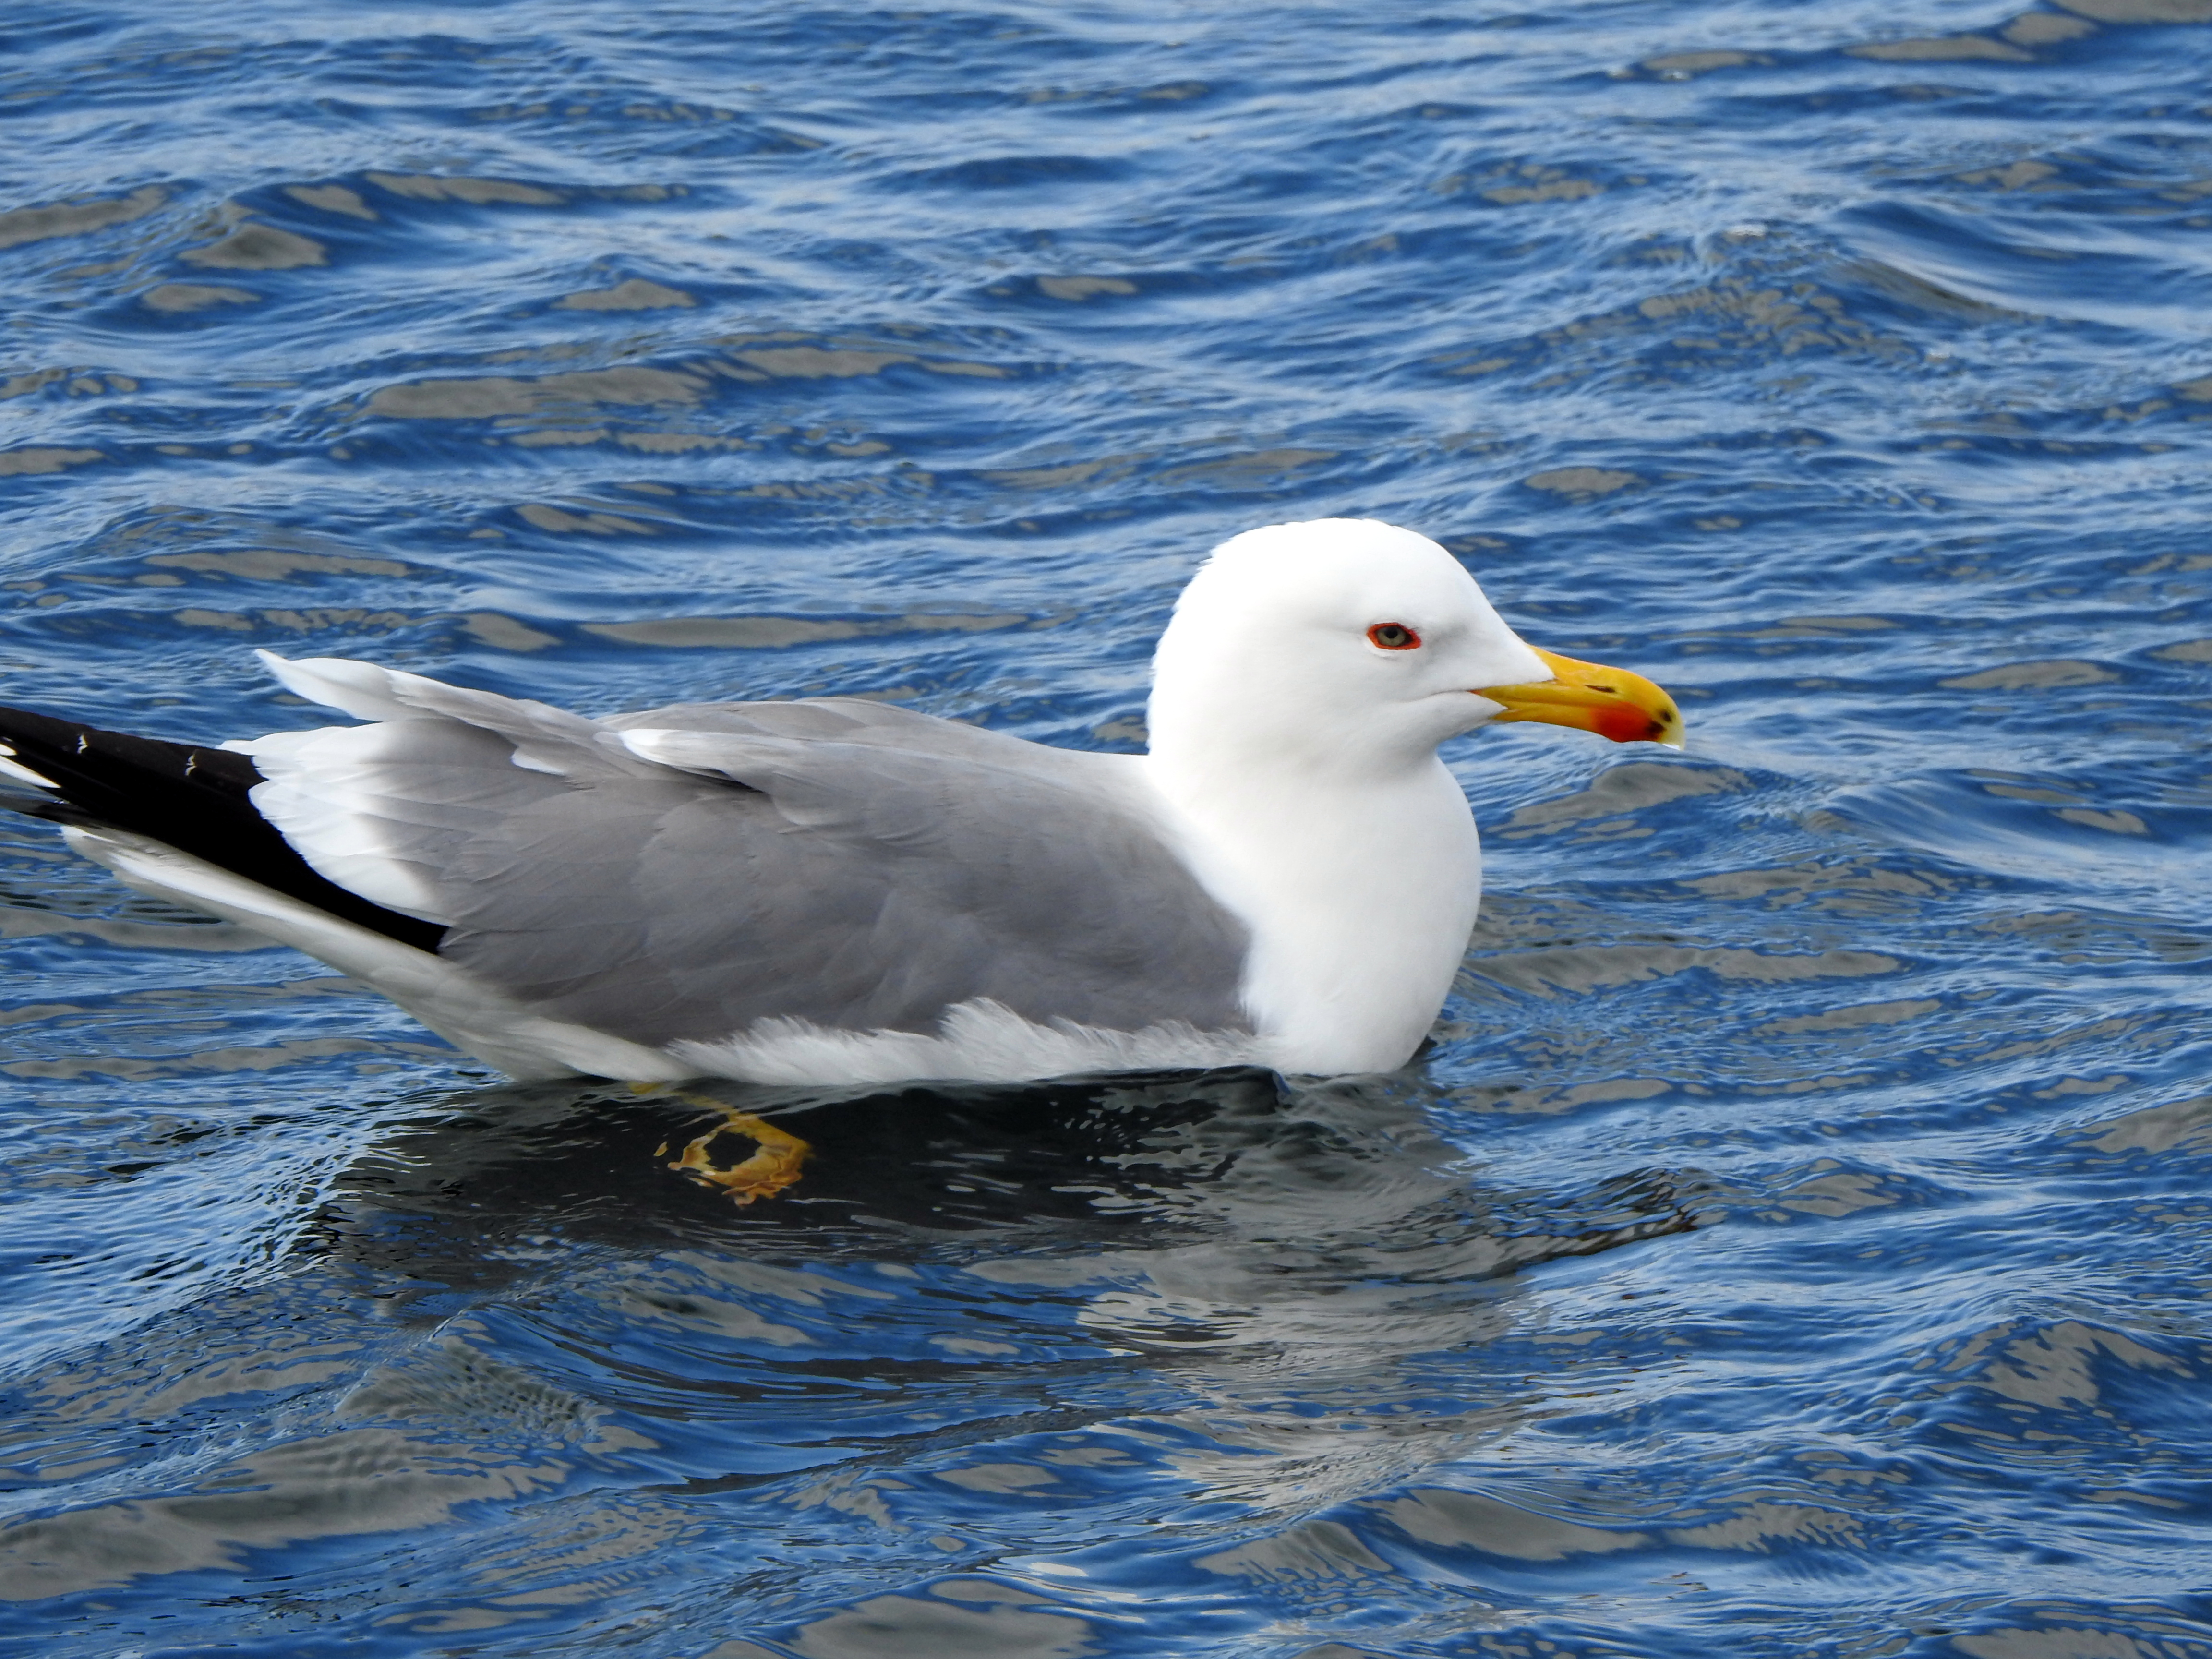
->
[636,1086,812,1205]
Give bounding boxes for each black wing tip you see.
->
[0,701,448,954]
[0,793,94,828]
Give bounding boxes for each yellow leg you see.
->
[635,1086,812,1205]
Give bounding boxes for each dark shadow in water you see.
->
[311,1066,1709,1312]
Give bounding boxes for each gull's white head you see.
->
[1147,518,1680,779]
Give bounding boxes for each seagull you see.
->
[0,518,1678,1118]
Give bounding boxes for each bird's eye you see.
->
[1367,622,1421,650]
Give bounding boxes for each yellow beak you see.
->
[1476,648,1684,748]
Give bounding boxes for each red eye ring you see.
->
[1367,622,1421,651]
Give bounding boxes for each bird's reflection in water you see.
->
[319,1068,1700,1514]
[0,1070,1705,1646]
[324,1064,1698,1306]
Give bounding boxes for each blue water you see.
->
[3,1,2211,1653]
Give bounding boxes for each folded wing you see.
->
[237,654,1252,1049]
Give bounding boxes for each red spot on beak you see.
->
[1594,706,1664,745]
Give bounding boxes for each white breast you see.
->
[1138,754,1481,1074]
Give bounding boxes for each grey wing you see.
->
[605,695,1106,781]
[240,656,1252,1047]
